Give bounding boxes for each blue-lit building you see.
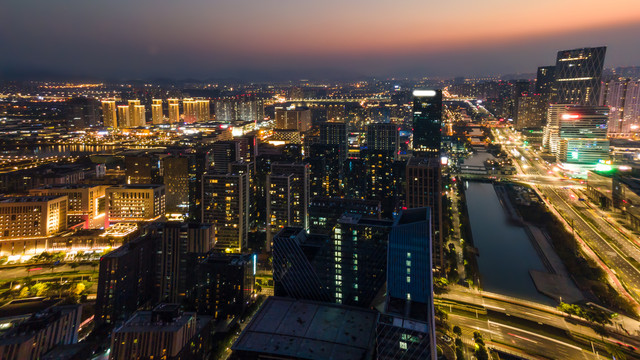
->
[377,208,436,360]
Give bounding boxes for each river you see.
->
[463,152,552,304]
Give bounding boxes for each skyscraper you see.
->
[405,157,444,270]
[128,100,142,127]
[168,98,180,124]
[102,100,117,128]
[319,121,348,163]
[183,98,197,123]
[377,207,436,360]
[151,99,163,125]
[266,162,310,246]
[196,99,210,122]
[133,104,146,126]
[553,46,606,106]
[275,105,312,131]
[600,79,640,137]
[202,172,248,252]
[412,89,443,157]
[117,105,129,128]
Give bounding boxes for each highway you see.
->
[495,127,640,309]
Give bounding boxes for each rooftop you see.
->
[232,297,377,360]
[0,195,66,204]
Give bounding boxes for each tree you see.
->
[455,347,464,360]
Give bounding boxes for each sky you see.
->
[2,0,640,80]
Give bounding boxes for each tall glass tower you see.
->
[554,47,606,106]
[412,90,442,157]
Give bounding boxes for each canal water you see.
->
[463,153,552,304]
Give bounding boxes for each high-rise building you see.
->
[196,99,210,122]
[202,172,248,252]
[331,214,393,307]
[0,304,82,360]
[275,105,312,132]
[109,304,198,360]
[553,46,606,106]
[0,196,67,240]
[96,231,157,325]
[211,141,240,174]
[266,163,309,246]
[536,65,556,123]
[151,99,163,125]
[309,197,381,235]
[377,207,436,360]
[182,98,197,123]
[544,105,610,168]
[600,79,640,137]
[412,89,443,157]
[102,100,117,128]
[366,123,399,158]
[307,144,342,198]
[163,156,190,214]
[117,105,129,128]
[168,98,180,124]
[156,222,215,303]
[515,94,545,130]
[193,253,255,319]
[124,153,163,184]
[405,157,444,270]
[29,184,107,229]
[67,97,100,128]
[105,185,166,228]
[319,121,348,162]
[127,100,142,127]
[362,149,402,218]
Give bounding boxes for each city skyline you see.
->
[2,0,640,80]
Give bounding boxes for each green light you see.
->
[595,163,613,172]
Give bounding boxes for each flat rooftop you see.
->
[232,297,377,360]
[0,195,65,204]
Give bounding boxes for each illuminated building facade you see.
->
[275,105,311,131]
[0,196,68,240]
[183,98,197,123]
[117,105,129,128]
[266,163,309,246]
[412,89,442,157]
[202,172,248,252]
[168,98,180,124]
[378,207,436,360]
[133,104,145,126]
[127,100,142,127]
[366,123,399,158]
[196,99,210,122]
[105,185,166,228]
[101,100,117,128]
[600,79,640,137]
[553,46,606,106]
[29,184,107,229]
[151,99,163,125]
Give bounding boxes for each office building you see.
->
[515,93,545,130]
[545,105,610,167]
[202,172,248,252]
[105,184,166,228]
[412,89,442,157]
[211,141,240,174]
[536,65,556,124]
[168,98,180,124]
[231,297,377,360]
[151,99,163,125]
[124,153,164,184]
[194,253,255,319]
[0,304,82,360]
[96,231,157,325]
[67,97,100,128]
[275,105,312,132]
[0,196,67,240]
[405,157,444,270]
[117,105,129,128]
[553,46,606,106]
[163,156,190,214]
[109,304,197,360]
[102,100,117,128]
[29,184,107,229]
[378,208,436,360]
[266,163,309,245]
[156,222,215,303]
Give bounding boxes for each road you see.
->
[494,127,640,309]
[0,264,97,281]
